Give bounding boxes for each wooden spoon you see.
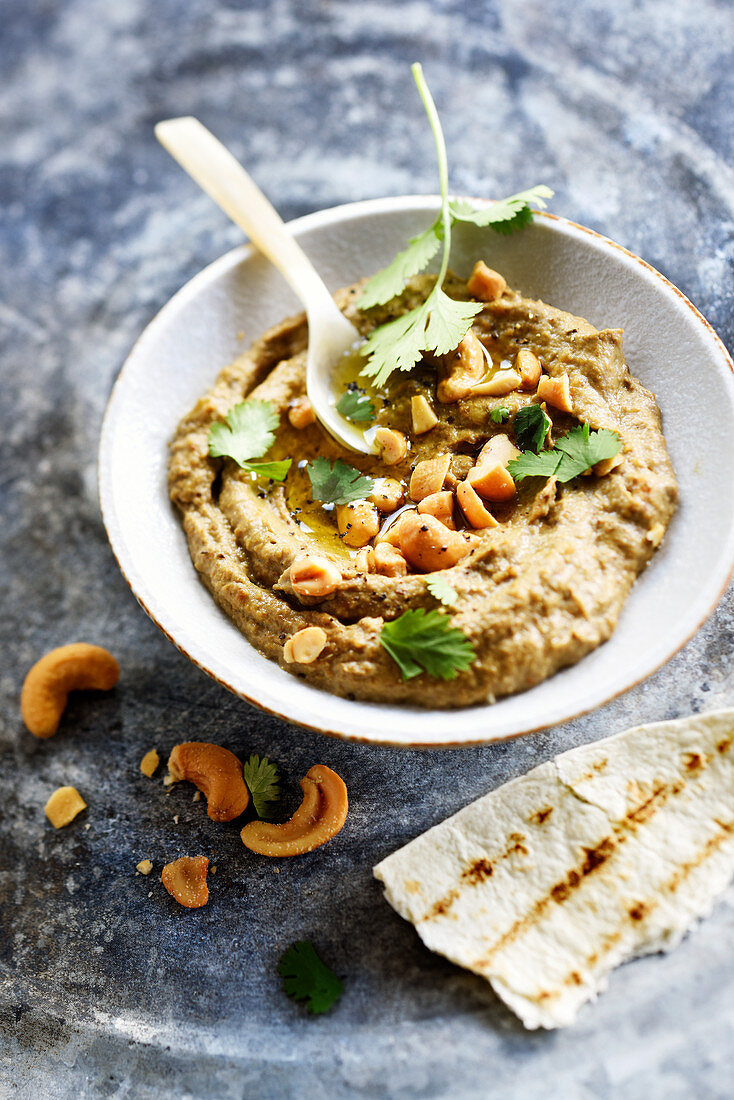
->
[155,116,371,454]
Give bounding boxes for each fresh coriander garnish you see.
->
[513,405,552,453]
[336,388,375,423]
[357,64,552,387]
[306,457,375,506]
[508,423,621,483]
[278,941,343,1015]
[426,575,459,608]
[208,399,292,481]
[380,607,475,680]
[242,754,281,819]
[490,406,510,425]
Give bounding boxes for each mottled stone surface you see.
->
[1,1,733,1096]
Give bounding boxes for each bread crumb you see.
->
[140,749,160,778]
[136,859,153,875]
[45,787,86,828]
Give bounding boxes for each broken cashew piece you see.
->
[167,742,250,823]
[21,643,119,739]
[161,856,209,908]
[240,764,348,857]
[45,786,87,828]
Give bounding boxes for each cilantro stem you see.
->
[411,63,451,288]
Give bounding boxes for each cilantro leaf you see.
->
[513,405,552,453]
[380,608,475,680]
[360,292,483,388]
[508,423,621,483]
[336,388,376,423]
[450,186,554,234]
[209,400,278,464]
[426,575,459,608]
[242,754,281,819]
[490,406,510,424]
[306,457,375,505]
[279,941,343,1015]
[356,65,552,387]
[553,424,621,481]
[359,224,442,310]
[506,449,562,482]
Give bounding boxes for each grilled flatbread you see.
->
[373,709,734,1028]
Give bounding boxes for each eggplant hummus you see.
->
[169,269,677,707]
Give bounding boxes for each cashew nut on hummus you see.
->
[169,271,676,707]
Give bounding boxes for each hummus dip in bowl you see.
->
[99,197,734,746]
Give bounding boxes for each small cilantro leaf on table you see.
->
[426,575,459,608]
[356,64,553,388]
[380,608,475,680]
[306,457,375,506]
[208,399,291,481]
[278,941,343,1015]
[336,389,376,423]
[243,754,281,819]
[508,423,621,483]
[513,405,552,453]
[490,406,510,425]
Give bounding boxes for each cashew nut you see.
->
[290,555,342,599]
[240,764,348,857]
[45,786,87,828]
[409,453,451,502]
[397,511,471,572]
[515,348,542,390]
[456,480,500,529]
[468,462,517,502]
[161,855,209,908]
[21,643,119,739]
[537,373,573,414]
[288,395,316,429]
[417,490,456,529]
[476,434,521,468]
[437,331,486,403]
[369,478,404,513]
[167,742,250,822]
[466,260,507,302]
[284,626,327,664]
[469,369,521,397]
[411,394,439,435]
[372,542,408,577]
[374,426,408,466]
[336,500,380,547]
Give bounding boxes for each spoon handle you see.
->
[155,117,336,318]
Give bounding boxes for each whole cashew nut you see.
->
[240,764,348,857]
[167,742,250,822]
[161,856,209,908]
[21,644,119,738]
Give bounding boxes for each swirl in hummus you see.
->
[169,268,677,707]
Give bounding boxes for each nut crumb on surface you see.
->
[140,749,160,778]
[136,859,153,875]
[192,790,201,802]
[45,786,87,828]
[173,814,179,824]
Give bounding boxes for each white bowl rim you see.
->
[98,196,734,748]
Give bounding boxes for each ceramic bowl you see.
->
[98,197,734,746]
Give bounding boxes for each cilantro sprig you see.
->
[380,607,475,680]
[306,457,375,506]
[357,64,552,387]
[490,406,510,425]
[243,754,281,819]
[279,941,343,1015]
[208,399,291,481]
[508,423,621,483]
[336,388,375,423]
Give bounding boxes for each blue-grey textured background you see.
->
[1,1,733,1097]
